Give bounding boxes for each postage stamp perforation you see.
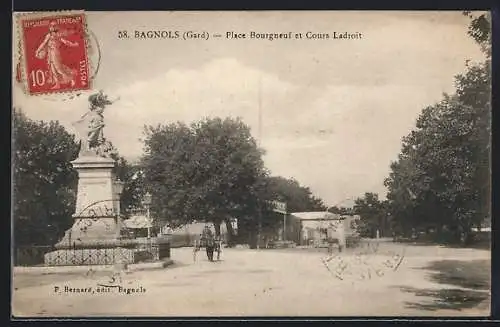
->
[14,13,30,95]
[14,10,86,83]
[15,10,93,96]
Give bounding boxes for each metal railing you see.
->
[14,237,170,266]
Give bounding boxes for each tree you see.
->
[385,95,490,243]
[463,11,491,58]
[110,152,146,216]
[353,193,389,238]
[13,109,80,246]
[383,13,491,244]
[141,117,267,245]
[13,110,144,248]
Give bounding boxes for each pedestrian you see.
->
[201,225,215,262]
[338,221,346,253]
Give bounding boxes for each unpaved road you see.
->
[12,242,490,317]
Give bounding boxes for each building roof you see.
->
[290,211,341,220]
[123,215,152,229]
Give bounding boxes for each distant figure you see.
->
[337,221,346,253]
[162,225,173,235]
[201,225,215,262]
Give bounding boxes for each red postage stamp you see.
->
[18,12,91,95]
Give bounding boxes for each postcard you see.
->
[11,11,491,317]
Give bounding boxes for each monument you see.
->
[44,91,140,266]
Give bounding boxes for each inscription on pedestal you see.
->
[76,181,114,217]
[77,200,117,218]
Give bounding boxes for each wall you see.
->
[167,222,231,247]
[288,215,360,246]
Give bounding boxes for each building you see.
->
[122,214,153,238]
[287,212,360,247]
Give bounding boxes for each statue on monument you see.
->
[72,90,120,158]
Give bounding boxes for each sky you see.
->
[12,11,486,207]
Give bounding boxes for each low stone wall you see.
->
[169,234,193,248]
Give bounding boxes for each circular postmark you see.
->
[73,199,119,239]
[321,240,407,283]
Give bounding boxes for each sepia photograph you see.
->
[11,11,491,317]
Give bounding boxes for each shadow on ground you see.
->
[400,286,489,311]
[395,241,490,251]
[398,259,490,311]
[186,268,272,278]
[394,232,490,251]
[424,260,490,290]
[165,261,192,269]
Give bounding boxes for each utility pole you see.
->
[257,77,262,248]
[283,211,287,241]
[258,76,263,146]
[257,77,262,249]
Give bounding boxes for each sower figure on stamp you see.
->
[35,21,79,90]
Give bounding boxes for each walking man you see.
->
[201,225,215,262]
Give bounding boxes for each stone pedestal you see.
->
[55,155,122,248]
[45,155,134,266]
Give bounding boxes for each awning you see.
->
[291,212,360,221]
[472,227,491,232]
[290,212,340,220]
[123,215,153,229]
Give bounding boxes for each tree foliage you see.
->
[141,117,268,235]
[353,193,390,238]
[13,109,80,246]
[463,11,491,58]
[262,176,326,213]
[13,110,143,246]
[383,13,491,244]
[110,152,145,216]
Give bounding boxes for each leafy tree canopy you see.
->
[383,13,491,244]
[141,117,268,230]
[13,109,79,246]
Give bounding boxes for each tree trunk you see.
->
[461,223,474,246]
[435,225,443,243]
[225,219,235,247]
[463,230,473,246]
[214,221,221,238]
[249,231,257,249]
